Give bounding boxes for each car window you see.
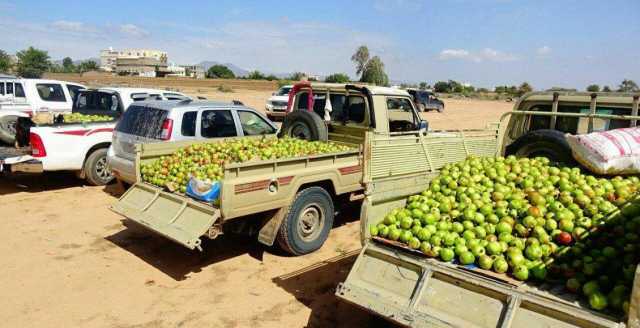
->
[345,96,366,123]
[149,94,162,100]
[238,111,276,136]
[181,111,197,137]
[36,84,66,102]
[164,92,188,101]
[6,82,13,94]
[0,83,4,95]
[76,91,119,112]
[277,87,291,96]
[66,84,84,101]
[14,83,25,97]
[387,97,418,132]
[201,110,237,138]
[115,105,168,139]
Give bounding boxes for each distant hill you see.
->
[198,61,250,77]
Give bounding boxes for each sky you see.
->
[1,0,638,89]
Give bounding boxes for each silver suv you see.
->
[107,99,278,184]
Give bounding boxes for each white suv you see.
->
[108,100,278,184]
[0,78,86,143]
[264,85,292,121]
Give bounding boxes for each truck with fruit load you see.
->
[336,91,640,327]
[109,82,501,254]
[0,87,189,185]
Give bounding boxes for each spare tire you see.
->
[278,110,328,142]
[505,129,576,167]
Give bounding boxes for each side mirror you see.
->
[419,120,429,131]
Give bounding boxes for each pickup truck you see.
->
[0,78,86,144]
[336,91,640,327]
[0,87,189,185]
[110,82,500,254]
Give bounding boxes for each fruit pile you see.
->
[370,155,640,313]
[141,137,352,193]
[61,113,113,123]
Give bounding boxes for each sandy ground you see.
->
[0,89,512,328]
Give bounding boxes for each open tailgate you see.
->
[110,183,220,250]
[337,242,623,328]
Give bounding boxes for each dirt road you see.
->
[0,94,512,327]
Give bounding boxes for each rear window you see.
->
[15,83,25,97]
[36,84,66,102]
[115,105,168,138]
[76,91,120,112]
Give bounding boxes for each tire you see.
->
[436,103,444,113]
[277,186,335,255]
[506,129,576,167]
[277,110,328,141]
[83,148,114,186]
[0,115,18,144]
[418,104,426,112]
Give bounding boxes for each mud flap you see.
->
[110,183,220,250]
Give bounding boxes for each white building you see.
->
[100,47,168,72]
[167,63,205,79]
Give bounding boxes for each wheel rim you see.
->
[1,118,17,135]
[290,122,312,140]
[297,203,324,242]
[95,157,113,181]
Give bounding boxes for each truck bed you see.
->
[111,137,363,250]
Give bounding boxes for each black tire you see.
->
[506,129,576,166]
[83,148,114,186]
[277,186,334,255]
[436,103,444,113]
[0,115,18,144]
[277,110,328,141]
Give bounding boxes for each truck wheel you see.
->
[277,186,334,255]
[436,104,444,113]
[0,115,18,144]
[506,129,576,167]
[418,104,426,112]
[84,148,114,186]
[278,111,328,141]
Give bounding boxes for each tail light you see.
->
[160,118,173,140]
[30,132,46,157]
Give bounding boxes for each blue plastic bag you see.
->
[186,177,221,202]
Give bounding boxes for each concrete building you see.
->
[100,47,168,72]
[167,63,205,79]
[115,57,169,77]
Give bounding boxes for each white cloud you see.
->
[51,20,85,32]
[119,24,149,38]
[439,48,517,63]
[537,45,552,56]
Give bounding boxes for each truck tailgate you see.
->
[337,242,623,328]
[110,183,220,250]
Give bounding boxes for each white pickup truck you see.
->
[0,87,190,185]
[0,78,86,144]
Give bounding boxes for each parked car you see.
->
[407,88,445,112]
[264,85,292,120]
[0,88,189,186]
[107,100,278,185]
[0,78,87,144]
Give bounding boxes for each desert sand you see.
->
[0,85,512,327]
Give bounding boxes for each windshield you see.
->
[277,87,292,96]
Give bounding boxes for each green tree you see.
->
[618,79,639,92]
[324,73,350,83]
[0,50,12,73]
[16,47,50,78]
[77,60,98,73]
[419,82,429,90]
[360,56,389,86]
[351,45,370,76]
[62,57,74,73]
[288,72,306,81]
[586,84,600,92]
[602,85,612,92]
[206,64,235,79]
[265,74,279,81]
[517,82,533,96]
[434,81,451,93]
[247,70,265,80]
